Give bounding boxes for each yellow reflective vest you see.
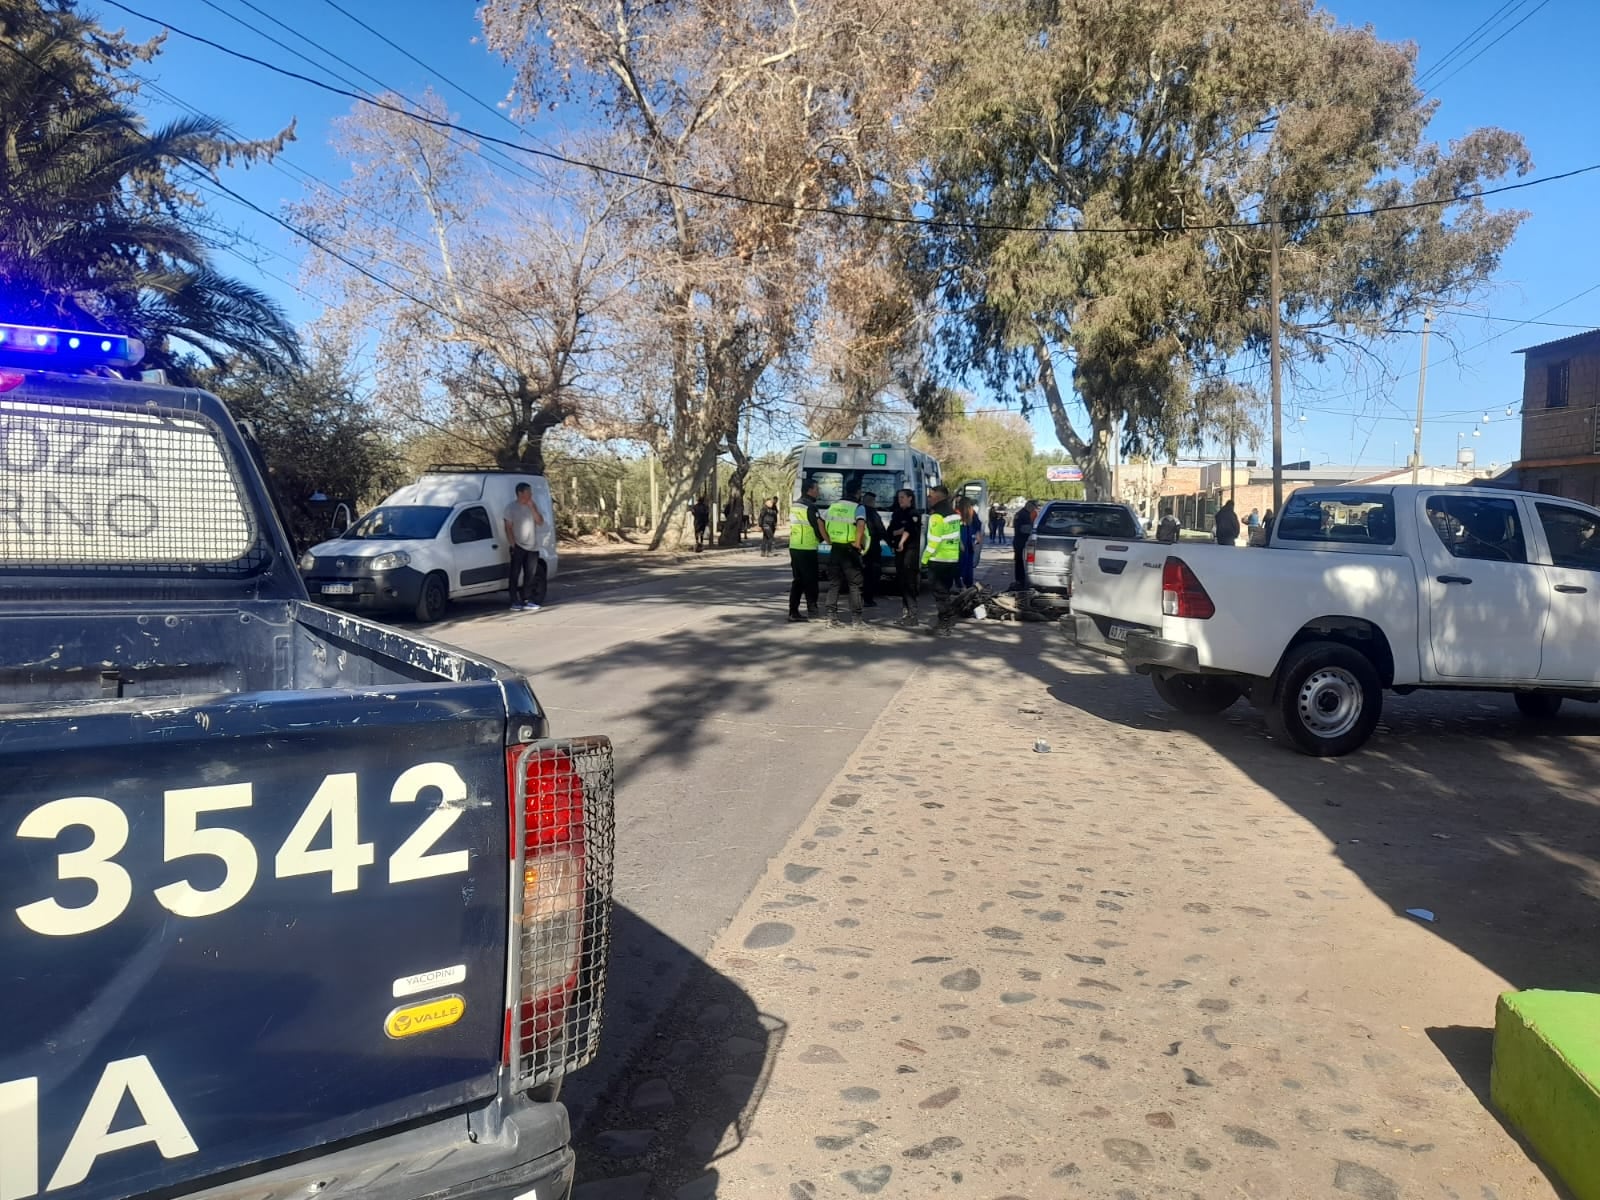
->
[789,502,820,551]
[824,500,863,548]
[923,509,961,564]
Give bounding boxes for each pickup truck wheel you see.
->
[529,560,549,606]
[1270,642,1382,757]
[415,572,449,622]
[1514,692,1564,720]
[1152,672,1243,715]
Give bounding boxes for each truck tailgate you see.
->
[1070,538,1167,647]
[1,682,513,1200]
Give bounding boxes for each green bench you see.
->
[1492,989,1600,1200]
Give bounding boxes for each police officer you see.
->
[788,480,826,622]
[823,484,869,629]
[922,484,962,637]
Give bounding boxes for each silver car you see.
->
[1026,500,1145,595]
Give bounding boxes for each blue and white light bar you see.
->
[0,322,144,369]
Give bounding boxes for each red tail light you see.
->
[1026,545,1036,565]
[505,746,586,1067]
[1161,556,1214,619]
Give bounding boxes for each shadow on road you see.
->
[567,904,784,1199]
[529,558,1117,776]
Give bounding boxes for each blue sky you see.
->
[108,0,1598,471]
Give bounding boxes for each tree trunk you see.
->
[647,439,720,550]
[718,433,750,547]
[1033,337,1114,501]
[495,402,566,475]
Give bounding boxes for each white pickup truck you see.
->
[1067,484,1600,756]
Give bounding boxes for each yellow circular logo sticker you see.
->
[384,994,466,1039]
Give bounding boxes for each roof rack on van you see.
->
[425,463,546,475]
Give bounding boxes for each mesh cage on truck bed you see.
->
[0,393,269,575]
[508,735,616,1089]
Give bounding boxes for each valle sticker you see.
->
[385,995,466,1040]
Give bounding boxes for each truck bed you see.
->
[1070,537,1422,681]
[0,602,504,710]
[0,603,547,1200]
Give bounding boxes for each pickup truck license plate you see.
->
[321,582,355,595]
[1108,623,1132,643]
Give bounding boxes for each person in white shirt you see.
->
[502,483,547,612]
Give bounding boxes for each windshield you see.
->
[802,468,904,507]
[344,505,452,541]
[1037,504,1141,538]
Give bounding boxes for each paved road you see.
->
[428,546,976,1120]
[564,612,1600,1199]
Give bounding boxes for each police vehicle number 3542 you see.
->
[12,762,471,937]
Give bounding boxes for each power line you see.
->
[1437,308,1599,331]
[313,0,538,142]
[134,71,445,262]
[0,37,533,351]
[1318,278,1600,462]
[1421,0,1554,98]
[198,0,552,191]
[101,0,1600,239]
[131,68,581,325]
[1415,0,1528,89]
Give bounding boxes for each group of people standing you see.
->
[1210,499,1272,546]
[786,481,981,637]
[1153,499,1274,546]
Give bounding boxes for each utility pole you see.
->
[648,452,660,533]
[1410,307,1434,484]
[1229,432,1237,504]
[1269,214,1284,513]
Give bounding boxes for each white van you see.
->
[299,468,558,621]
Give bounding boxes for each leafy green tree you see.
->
[203,341,400,551]
[0,0,299,376]
[917,0,1528,499]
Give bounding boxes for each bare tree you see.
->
[481,0,932,547]
[294,92,634,473]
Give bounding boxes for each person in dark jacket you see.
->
[860,490,888,607]
[758,496,779,556]
[888,488,922,627]
[1214,499,1241,546]
[692,496,710,551]
[1011,499,1038,589]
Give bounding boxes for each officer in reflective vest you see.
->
[787,479,826,622]
[921,484,962,637]
[823,484,869,629]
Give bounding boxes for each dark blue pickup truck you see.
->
[0,325,614,1200]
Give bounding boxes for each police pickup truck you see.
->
[0,324,614,1200]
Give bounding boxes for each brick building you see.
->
[1514,329,1600,505]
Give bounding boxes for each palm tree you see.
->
[0,1,300,376]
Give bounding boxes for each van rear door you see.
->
[957,479,990,515]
